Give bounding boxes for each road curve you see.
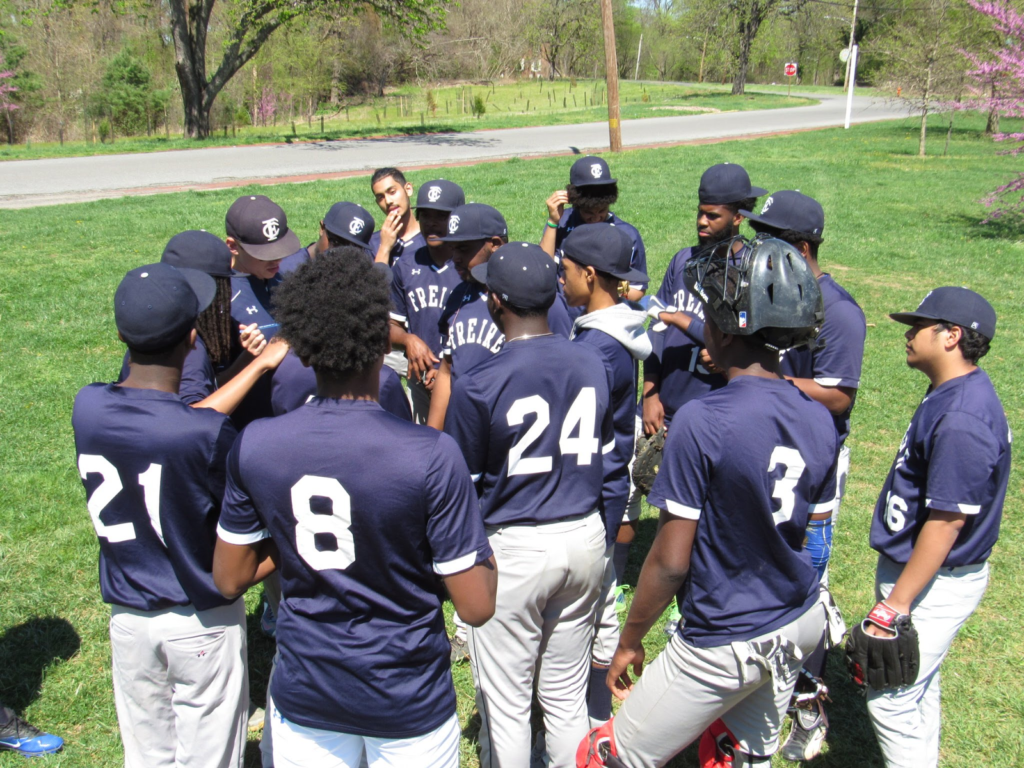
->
[0,92,909,209]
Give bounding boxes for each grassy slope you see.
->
[0,112,1021,767]
[0,81,813,162]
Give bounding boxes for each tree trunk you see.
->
[732,30,754,95]
[919,60,933,157]
[698,29,709,83]
[985,83,999,134]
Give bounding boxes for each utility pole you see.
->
[634,34,643,80]
[600,0,622,151]
[843,0,860,91]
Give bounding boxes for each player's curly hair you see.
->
[274,247,391,376]
[755,225,823,259]
[567,183,618,211]
[936,321,991,363]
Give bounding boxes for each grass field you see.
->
[0,80,813,162]
[1,112,1021,767]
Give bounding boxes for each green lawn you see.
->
[0,80,813,162]
[1,112,1021,767]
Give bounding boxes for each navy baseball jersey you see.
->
[368,230,427,266]
[445,335,614,526]
[229,271,280,427]
[553,210,648,289]
[278,246,312,276]
[217,399,491,737]
[390,246,462,360]
[870,368,1010,567]
[573,323,641,539]
[648,376,838,646]
[72,383,238,612]
[118,336,215,405]
[270,350,411,422]
[641,246,725,425]
[780,274,866,444]
[439,282,573,380]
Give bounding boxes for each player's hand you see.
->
[642,395,665,436]
[404,335,439,383]
[423,368,438,391]
[545,191,568,225]
[379,209,403,253]
[864,622,897,638]
[607,644,645,701]
[260,337,290,370]
[699,348,722,374]
[239,323,267,356]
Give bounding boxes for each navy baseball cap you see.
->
[698,163,767,205]
[416,179,465,213]
[471,242,557,310]
[570,156,617,188]
[890,287,997,340]
[439,203,508,242]
[114,263,216,352]
[162,230,233,277]
[323,202,375,248]
[741,191,825,236]
[561,223,647,284]
[225,195,302,261]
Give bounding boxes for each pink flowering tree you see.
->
[962,0,1024,219]
[0,55,19,145]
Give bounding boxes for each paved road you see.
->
[0,92,909,209]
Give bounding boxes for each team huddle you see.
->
[67,156,1011,768]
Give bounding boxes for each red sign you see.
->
[784,62,798,77]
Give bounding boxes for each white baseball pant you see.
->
[470,510,606,768]
[611,602,826,768]
[271,697,459,768]
[866,555,989,768]
[109,600,248,768]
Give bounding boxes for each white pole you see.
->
[843,0,859,91]
[634,34,643,80]
[844,44,859,129]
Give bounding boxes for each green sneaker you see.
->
[612,584,631,613]
[663,600,682,637]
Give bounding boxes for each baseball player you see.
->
[559,223,652,728]
[225,195,304,428]
[625,163,765,630]
[740,191,866,760]
[74,263,248,768]
[857,287,1009,768]
[426,203,572,433]
[369,167,427,265]
[117,231,290,415]
[579,237,835,768]
[318,201,377,259]
[539,155,648,302]
[388,179,466,423]
[212,251,496,768]
[444,242,614,768]
[0,705,62,757]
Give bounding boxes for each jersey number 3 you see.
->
[768,446,807,526]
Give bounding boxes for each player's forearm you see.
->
[426,360,451,430]
[625,287,646,302]
[216,352,254,386]
[785,377,855,415]
[539,224,558,257]
[619,513,694,649]
[374,244,392,265]
[194,355,273,415]
[389,321,411,348]
[884,511,966,614]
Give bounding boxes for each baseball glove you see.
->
[845,601,920,690]
[632,426,667,497]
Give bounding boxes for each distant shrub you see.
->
[472,94,486,118]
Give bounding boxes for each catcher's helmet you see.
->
[684,235,824,352]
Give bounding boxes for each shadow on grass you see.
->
[628,518,886,767]
[950,211,1024,240]
[0,617,80,712]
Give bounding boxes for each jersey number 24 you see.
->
[506,387,600,476]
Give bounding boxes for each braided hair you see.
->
[194,276,234,366]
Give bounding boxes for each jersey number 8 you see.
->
[291,475,355,571]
